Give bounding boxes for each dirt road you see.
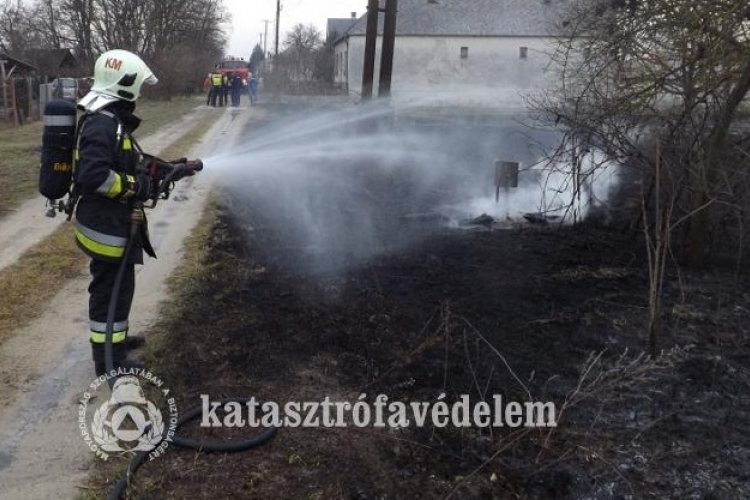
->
[0,106,251,500]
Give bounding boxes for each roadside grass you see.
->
[0,121,43,212]
[0,95,204,215]
[0,226,85,345]
[0,97,219,349]
[131,95,205,139]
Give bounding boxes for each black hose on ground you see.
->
[106,399,277,500]
[102,196,277,500]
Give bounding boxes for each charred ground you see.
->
[124,102,750,500]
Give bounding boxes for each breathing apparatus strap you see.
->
[65,110,126,221]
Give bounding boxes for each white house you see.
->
[332,0,565,109]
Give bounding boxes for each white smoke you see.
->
[205,99,622,273]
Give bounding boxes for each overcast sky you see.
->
[223,0,367,57]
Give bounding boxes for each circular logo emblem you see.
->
[78,369,178,461]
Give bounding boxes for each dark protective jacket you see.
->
[74,100,154,263]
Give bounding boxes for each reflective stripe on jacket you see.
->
[74,105,148,262]
[74,222,128,259]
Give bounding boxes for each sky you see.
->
[222,0,367,58]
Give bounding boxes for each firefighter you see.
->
[210,67,223,107]
[204,72,212,105]
[74,49,159,377]
[221,72,230,107]
[230,72,243,107]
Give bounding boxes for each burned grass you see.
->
[124,195,750,499]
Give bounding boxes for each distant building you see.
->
[0,52,38,123]
[0,52,37,78]
[327,12,359,44]
[26,48,83,82]
[327,12,360,89]
[331,0,565,108]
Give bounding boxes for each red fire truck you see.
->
[216,56,250,82]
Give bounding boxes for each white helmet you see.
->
[79,49,158,112]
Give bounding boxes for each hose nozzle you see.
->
[186,159,204,173]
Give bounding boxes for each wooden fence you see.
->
[1,76,42,126]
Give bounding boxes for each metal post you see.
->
[378,0,397,98]
[494,160,519,220]
[361,0,379,100]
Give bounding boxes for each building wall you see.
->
[338,35,556,108]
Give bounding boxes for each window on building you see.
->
[460,47,469,59]
[519,46,528,59]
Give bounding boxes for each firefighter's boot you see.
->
[91,341,146,377]
[123,334,145,350]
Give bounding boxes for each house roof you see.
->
[26,48,78,76]
[327,17,359,41]
[0,52,38,73]
[346,0,566,38]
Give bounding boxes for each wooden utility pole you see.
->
[361,0,379,100]
[275,0,281,60]
[263,19,270,58]
[378,0,398,98]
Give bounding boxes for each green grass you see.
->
[133,95,205,138]
[0,224,85,344]
[0,121,44,212]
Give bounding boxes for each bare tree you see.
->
[279,23,322,87]
[2,0,227,94]
[29,0,71,49]
[540,0,750,262]
[57,0,96,68]
[528,0,750,350]
[0,1,36,54]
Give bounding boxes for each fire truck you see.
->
[216,56,250,83]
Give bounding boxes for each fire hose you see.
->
[101,157,277,499]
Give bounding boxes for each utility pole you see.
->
[378,0,398,98]
[361,0,379,100]
[263,19,270,58]
[275,0,281,61]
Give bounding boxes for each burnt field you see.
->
[133,102,750,500]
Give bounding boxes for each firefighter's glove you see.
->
[122,173,153,201]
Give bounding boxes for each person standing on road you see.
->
[221,72,230,107]
[248,73,259,106]
[230,72,243,107]
[210,68,223,107]
[204,72,213,106]
[74,49,158,377]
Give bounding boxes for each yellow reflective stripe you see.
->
[122,137,132,150]
[90,331,127,343]
[75,227,125,259]
[95,170,121,198]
